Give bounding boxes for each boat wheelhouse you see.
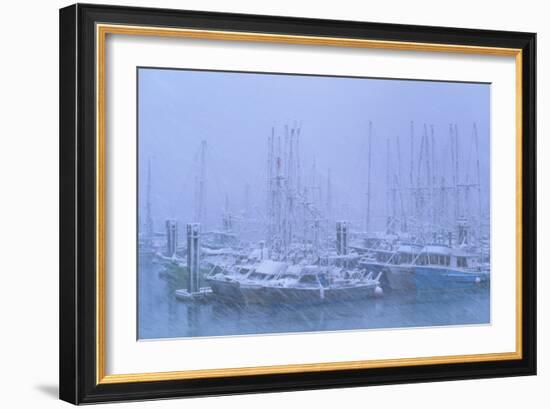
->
[383,244,423,291]
[413,245,489,291]
[237,260,288,304]
[204,263,257,300]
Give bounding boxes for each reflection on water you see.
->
[138,258,490,340]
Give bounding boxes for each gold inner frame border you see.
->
[95,23,523,385]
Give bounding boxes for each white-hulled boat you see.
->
[254,264,381,305]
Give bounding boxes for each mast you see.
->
[385,137,391,233]
[266,127,275,255]
[223,194,232,232]
[394,174,407,233]
[424,124,431,232]
[275,130,282,255]
[416,129,425,225]
[284,124,296,257]
[449,124,458,223]
[409,121,414,223]
[194,140,207,229]
[430,124,436,227]
[282,125,290,258]
[311,156,318,208]
[454,124,460,218]
[326,168,332,222]
[243,183,250,218]
[396,133,407,232]
[145,156,154,245]
[296,124,302,195]
[473,122,483,248]
[473,122,482,221]
[366,121,373,232]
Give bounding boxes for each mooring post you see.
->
[336,221,348,256]
[187,223,201,293]
[165,219,178,257]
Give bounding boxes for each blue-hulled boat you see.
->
[382,244,424,291]
[413,245,489,291]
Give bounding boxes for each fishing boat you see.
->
[262,265,381,304]
[382,244,423,291]
[358,248,395,276]
[238,260,288,304]
[205,258,381,305]
[413,245,489,291]
[205,262,257,301]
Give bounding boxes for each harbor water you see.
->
[138,258,490,340]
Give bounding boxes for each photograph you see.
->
[52,2,536,405]
[137,67,491,340]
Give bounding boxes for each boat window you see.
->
[211,266,224,275]
[248,272,270,280]
[457,257,468,268]
[398,253,412,264]
[418,255,426,265]
[380,253,391,262]
[299,274,318,284]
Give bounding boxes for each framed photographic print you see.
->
[59,3,536,404]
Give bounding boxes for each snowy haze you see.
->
[138,67,490,235]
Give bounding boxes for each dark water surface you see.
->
[138,259,490,340]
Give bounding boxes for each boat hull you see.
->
[263,284,377,304]
[414,267,490,291]
[206,278,243,301]
[208,278,378,305]
[239,284,269,305]
[384,265,416,291]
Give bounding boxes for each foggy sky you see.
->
[138,67,490,233]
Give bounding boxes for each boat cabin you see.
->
[295,267,329,287]
[370,249,395,264]
[388,244,423,265]
[245,260,287,281]
[234,265,254,277]
[415,245,479,269]
[416,245,452,266]
[449,249,479,269]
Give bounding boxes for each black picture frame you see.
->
[60,3,536,404]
